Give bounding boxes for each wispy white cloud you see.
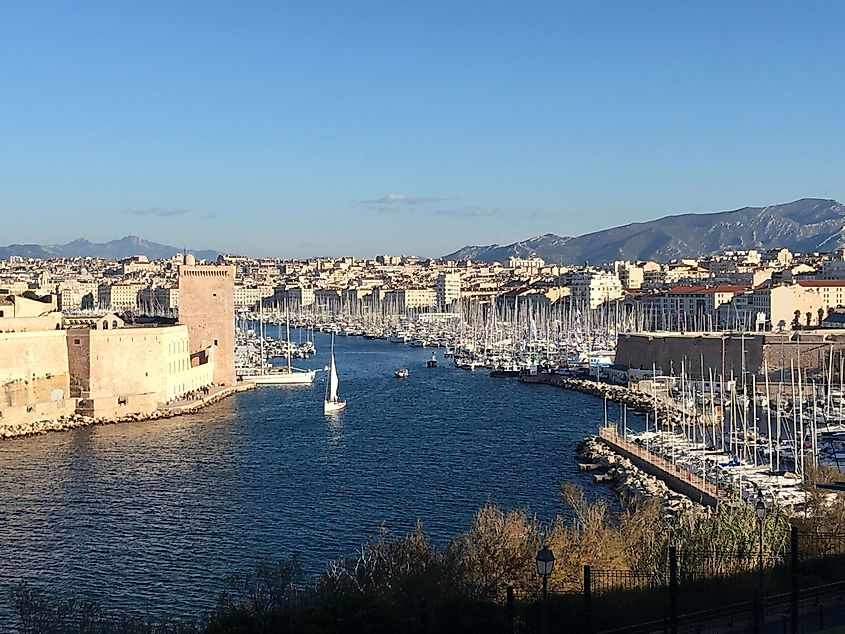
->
[435,206,497,218]
[361,193,445,213]
[127,207,191,217]
[364,193,442,206]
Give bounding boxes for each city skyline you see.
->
[2,1,844,257]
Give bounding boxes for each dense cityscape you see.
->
[4,1,845,632]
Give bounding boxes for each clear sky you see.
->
[1,1,843,258]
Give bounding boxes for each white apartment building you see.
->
[381,288,437,310]
[641,285,747,331]
[507,256,545,273]
[613,262,645,289]
[284,286,315,307]
[567,271,623,309]
[98,283,143,312]
[436,271,461,307]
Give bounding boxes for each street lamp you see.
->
[756,494,767,582]
[536,546,555,634]
[754,493,768,633]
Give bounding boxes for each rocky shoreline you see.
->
[0,383,254,440]
[577,435,701,515]
[521,373,688,427]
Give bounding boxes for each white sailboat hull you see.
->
[323,334,347,413]
[323,399,346,414]
[251,370,316,385]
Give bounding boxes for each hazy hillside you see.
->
[443,199,845,264]
[0,236,219,261]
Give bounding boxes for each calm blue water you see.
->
[0,330,639,623]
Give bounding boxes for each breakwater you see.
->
[577,436,703,514]
[521,374,717,509]
[0,383,254,440]
[520,372,688,426]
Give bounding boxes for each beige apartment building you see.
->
[750,284,824,330]
[98,282,144,311]
[381,288,437,310]
[796,280,845,310]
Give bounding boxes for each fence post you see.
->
[419,597,427,634]
[506,586,514,634]
[791,526,798,634]
[669,546,678,634]
[584,565,592,633]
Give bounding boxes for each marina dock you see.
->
[598,425,719,507]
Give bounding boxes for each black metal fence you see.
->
[487,528,845,633]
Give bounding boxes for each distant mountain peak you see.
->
[442,198,845,264]
[0,237,219,261]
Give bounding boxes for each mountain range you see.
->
[0,236,219,261]
[443,198,845,264]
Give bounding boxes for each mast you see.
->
[286,306,292,373]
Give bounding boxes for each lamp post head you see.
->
[536,546,555,578]
[755,496,767,521]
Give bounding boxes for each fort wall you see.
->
[0,330,71,407]
[616,331,845,377]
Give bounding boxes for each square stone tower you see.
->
[178,259,236,386]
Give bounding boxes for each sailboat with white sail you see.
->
[323,334,346,413]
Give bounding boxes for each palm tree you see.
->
[806,311,812,327]
[818,307,825,325]
[793,310,801,330]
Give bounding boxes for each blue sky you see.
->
[1,1,843,258]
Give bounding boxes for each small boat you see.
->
[489,368,521,378]
[323,334,347,414]
[394,368,409,379]
[427,352,438,368]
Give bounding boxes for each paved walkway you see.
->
[159,382,254,415]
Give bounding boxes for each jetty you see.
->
[598,425,719,507]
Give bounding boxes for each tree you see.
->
[818,307,825,325]
[793,309,801,329]
[806,311,812,327]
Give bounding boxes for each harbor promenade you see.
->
[598,425,720,507]
[158,382,255,416]
[0,382,255,439]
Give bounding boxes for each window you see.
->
[214,339,218,346]
[102,321,108,330]
[73,339,81,345]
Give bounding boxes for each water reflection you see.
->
[0,332,642,623]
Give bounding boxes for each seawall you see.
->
[0,382,255,440]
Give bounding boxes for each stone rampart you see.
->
[0,330,70,407]
[616,331,845,377]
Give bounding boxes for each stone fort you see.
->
[0,258,235,428]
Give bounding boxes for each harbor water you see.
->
[0,331,641,623]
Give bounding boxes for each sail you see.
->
[328,353,339,401]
